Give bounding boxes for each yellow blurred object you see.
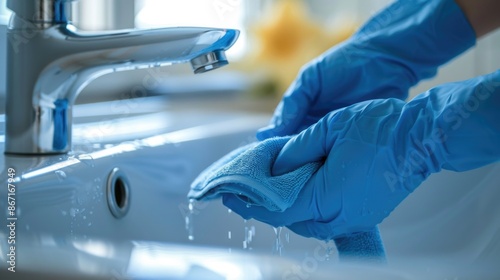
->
[254,0,323,61]
[242,0,357,99]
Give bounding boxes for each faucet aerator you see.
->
[190,50,229,74]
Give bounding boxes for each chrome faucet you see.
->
[5,0,239,155]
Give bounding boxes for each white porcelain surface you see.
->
[6,235,484,280]
[0,23,6,96]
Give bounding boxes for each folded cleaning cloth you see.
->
[189,137,319,211]
[189,136,386,261]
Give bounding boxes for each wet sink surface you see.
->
[1,97,500,279]
[0,97,271,242]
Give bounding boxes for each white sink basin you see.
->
[0,98,273,243]
[0,97,499,279]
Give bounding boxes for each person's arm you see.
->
[257,0,477,140]
[455,0,500,37]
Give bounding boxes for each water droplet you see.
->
[246,203,251,208]
[285,232,290,243]
[25,225,30,231]
[88,222,92,226]
[78,154,95,168]
[324,241,335,261]
[273,227,280,235]
[185,199,195,241]
[243,240,247,249]
[244,226,249,242]
[273,227,283,256]
[55,170,67,182]
[83,216,87,220]
[227,209,232,214]
[77,196,86,205]
[70,208,77,217]
[242,224,256,250]
[228,231,232,239]
[61,210,67,216]
[90,211,93,215]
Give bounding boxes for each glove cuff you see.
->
[353,0,476,84]
[395,70,500,175]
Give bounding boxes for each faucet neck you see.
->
[7,0,74,28]
[4,2,239,155]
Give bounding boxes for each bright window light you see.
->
[0,0,5,14]
[0,0,11,24]
[135,0,246,59]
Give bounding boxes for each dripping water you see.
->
[185,199,195,241]
[273,227,283,256]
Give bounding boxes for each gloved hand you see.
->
[225,70,500,240]
[257,0,476,140]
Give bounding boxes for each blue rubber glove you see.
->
[224,70,500,240]
[257,0,476,140]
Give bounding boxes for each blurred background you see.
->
[0,0,499,111]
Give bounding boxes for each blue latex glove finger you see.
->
[256,61,332,140]
[222,152,343,233]
[257,0,475,140]
[271,107,340,175]
[256,45,401,141]
[222,193,310,226]
[276,106,409,238]
[286,220,362,240]
[286,220,335,240]
[286,221,315,238]
[221,161,341,227]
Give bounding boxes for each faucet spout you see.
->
[5,1,239,155]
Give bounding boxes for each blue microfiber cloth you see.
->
[334,227,386,262]
[189,136,386,262]
[189,137,319,211]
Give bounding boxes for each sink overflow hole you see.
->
[114,178,127,209]
[107,168,131,219]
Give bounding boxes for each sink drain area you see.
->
[107,168,131,219]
